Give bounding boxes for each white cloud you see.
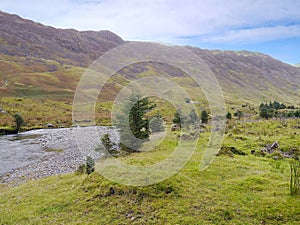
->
[1,0,300,44]
[204,25,300,43]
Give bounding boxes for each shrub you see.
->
[101,133,114,152]
[226,112,232,120]
[75,164,86,175]
[201,110,209,124]
[172,110,182,128]
[13,113,24,133]
[86,156,95,175]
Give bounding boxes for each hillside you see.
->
[189,48,300,105]
[1,10,300,108]
[0,10,124,67]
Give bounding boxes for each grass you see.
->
[1,55,300,223]
[0,97,73,130]
[1,120,300,224]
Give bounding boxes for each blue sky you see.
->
[0,0,300,64]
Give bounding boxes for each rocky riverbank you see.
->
[0,126,119,185]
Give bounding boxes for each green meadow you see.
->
[1,118,300,224]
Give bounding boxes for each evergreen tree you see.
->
[115,94,155,152]
[226,112,232,119]
[259,103,274,119]
[13,113,24,133]
[201,110,209,124]
[172,109,182,128]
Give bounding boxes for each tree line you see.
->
[259,101,300,119]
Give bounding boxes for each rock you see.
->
[264,141,279,154]
[271,142,279,149]
[46,124,54,128]
[171,124,180,132]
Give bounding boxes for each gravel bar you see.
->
[0,126,119,185]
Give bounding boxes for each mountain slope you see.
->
[0,10,300,106]
[0,10,124,67]
[189,48,300,105]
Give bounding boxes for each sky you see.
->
[0,0,300,64]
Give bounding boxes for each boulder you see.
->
[171,124,180,132]
[46,124,54,128]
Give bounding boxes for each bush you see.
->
[13,113,24,133]
[226,112,232,120]
[201,110,209,124]
[75,164,86,175]
[86,156,95,175]
[101,133,114,153]
[172,110,182,128]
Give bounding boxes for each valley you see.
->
[0,9,300,225]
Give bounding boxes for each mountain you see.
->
[188,48,300,105]
[0,10,300,106]
[0,10,124,67]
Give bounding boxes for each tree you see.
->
[259,103,274,119]
[172,109,182,128]
[150,113,165,132]
[13,113,24,133]
[201,110,209,124]
[189,109,198,124]
[115,94,155,152]
[226,112,232,120]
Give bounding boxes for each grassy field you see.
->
[1,55,300,224]
[0,119,299,224]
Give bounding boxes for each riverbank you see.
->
[0,127,17,135]
[0,126,119,186]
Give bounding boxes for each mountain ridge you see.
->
[0,10,300,105]
[0,10,124,67]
